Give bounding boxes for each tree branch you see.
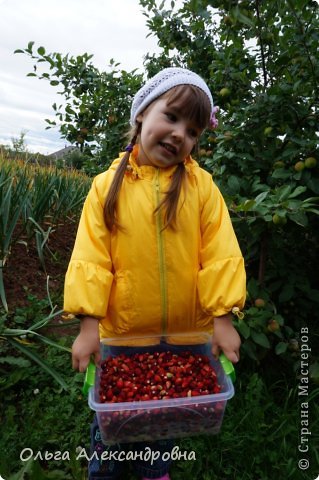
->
[255,0,268,90]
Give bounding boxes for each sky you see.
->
[0,0,161,154]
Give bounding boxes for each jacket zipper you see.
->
[154,168,168,337]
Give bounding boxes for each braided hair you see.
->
[103,126,140,231]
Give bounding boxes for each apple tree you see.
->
[141,0,319,364]
[14,42,143,172]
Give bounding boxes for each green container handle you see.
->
[219,353,236,383]
[82,360,96,396]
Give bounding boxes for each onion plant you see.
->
[0,155,91,311]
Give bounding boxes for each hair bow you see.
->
[210,106,219,129]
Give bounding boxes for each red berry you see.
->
[116,378,123,389]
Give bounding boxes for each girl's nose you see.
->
[172,123,185,141]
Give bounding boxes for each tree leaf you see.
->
[288,186,307,198]
[232,6,255,27]
[237,319,250,339]
[251,331,271,349]
[278,284,294,303]
[275,342,288,355]
[254,190,269,206]
[27,40,35,52]
[227,175,241,193]
[288,211,308,227]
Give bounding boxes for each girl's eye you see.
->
[166,112,177,121]
[188,128,198,138]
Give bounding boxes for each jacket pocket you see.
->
[108,270,136,334]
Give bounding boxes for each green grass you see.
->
[1,329,318,480]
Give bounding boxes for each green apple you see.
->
[272,214,287,225]
[273,161,285,169]
[294,161,305,172]
[267,319,280,332]
[219,87,231,98]
[254,298,266,308]
[264,126,273,136]
[304,157,317,169]
[224,131,233,141]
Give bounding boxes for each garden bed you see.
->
[4,220,78,310]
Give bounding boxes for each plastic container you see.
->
[88,333,234,445]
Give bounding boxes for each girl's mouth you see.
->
[159,142,177,155]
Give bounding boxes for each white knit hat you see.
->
[130,67,214,126]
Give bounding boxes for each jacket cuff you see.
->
[197,257,246,317]
[63,260,113,318]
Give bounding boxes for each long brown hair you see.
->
[103,125,140,231]
[103,84,211,231]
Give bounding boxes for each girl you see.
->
[64,67,246,480]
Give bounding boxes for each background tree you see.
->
[11,130,28,155]
[140,0,319,368]
[15,43,143,172]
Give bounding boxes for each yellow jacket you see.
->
[64,148,246,341]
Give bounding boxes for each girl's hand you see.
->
[72,316,101,372]
[212,314,241,363]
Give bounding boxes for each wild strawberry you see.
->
[106,389,113,400]
[181,379,190,388]
[191,390,200,396]
[116,378,123,389]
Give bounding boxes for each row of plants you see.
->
[0,154,92,398]
[0,155,91,312]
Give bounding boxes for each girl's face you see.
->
[136,96,202,168]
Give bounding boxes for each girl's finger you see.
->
[94,350,101,367]
[72,355,79,370]
[212,343,220,359]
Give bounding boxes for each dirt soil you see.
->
[4,221,78,312]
